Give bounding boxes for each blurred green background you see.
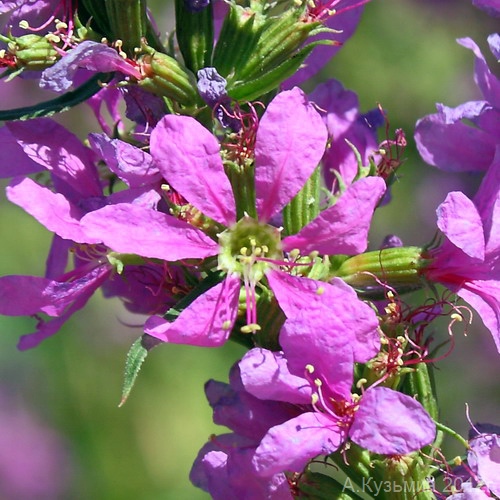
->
[0,0,498,498]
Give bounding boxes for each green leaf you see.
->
[0,72,114,122]
[119,334,160,407]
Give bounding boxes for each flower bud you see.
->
[213,3,332,101]
[0,34,59,72]
[138,47,201,108]
[332,246,431,296]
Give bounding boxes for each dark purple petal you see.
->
[205,376,300,440]
[473,0,500,16]
[197,67,227,107]
[6,119,101,197]
[89,134,162,188]
[0,126,45,177]
[40,40,141,93]
[17,266,110,350]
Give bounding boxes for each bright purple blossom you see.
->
[415,34,500,173]
[200,347,435,480]
[190,364,297,499]
[423,150,500,351]
[79,88,385,348]
[0,118,170,349]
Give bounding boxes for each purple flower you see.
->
[200,347,435,480]
[190,364,296,498]
[423,151,500,351]
[415,34,500,173]
[0,118,169,348]
[79,88,385,349]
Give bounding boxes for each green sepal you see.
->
[212,4,263,78]
[401,362,439,422]
[283,165,321,237]
[296,469,367,500]
[0,72,114,121]
[331,246,431,296]
[227,44,315,102]
[138,47,201,108]
[175,0,214,73]
[119,334,161,406]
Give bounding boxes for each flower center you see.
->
[218,216,283,279]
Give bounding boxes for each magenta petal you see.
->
[253,412,342,476]
[6,177,95,243]
[282,177,386,255]
[89,134,161,188]
[279,315,354,398]
[267,270,380,363]
[144,275,240,347]
[437,192,485,261]
[150,115,236,226]
[80,203,219,260]
[0,125,44,177]
[255,88,328,222]
[0,275,60,316]
[349,387,436,455]
[239,348,312,404]
[458,281,500,352]
[415,114,495,172]
[6,119,101,196]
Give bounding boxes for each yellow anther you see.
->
[254,247,262,256]
[240,323,261,334]
[309,251,319,259]
[305,364,314,374]
[222,320,232,330]
[261,245,269,254]
[316,286,325,296]
[56,21,68,30]
[45,33,60,43]
[289,249,300,260]
[19,20,29,29]
[451,313,463,322]
[452,456,462,466]
[356,378,367,389]
[387,291,394,299]
[311,393,319,405]
[240,247,248,256]
[314,378,322,387]
[249,237,257,247]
